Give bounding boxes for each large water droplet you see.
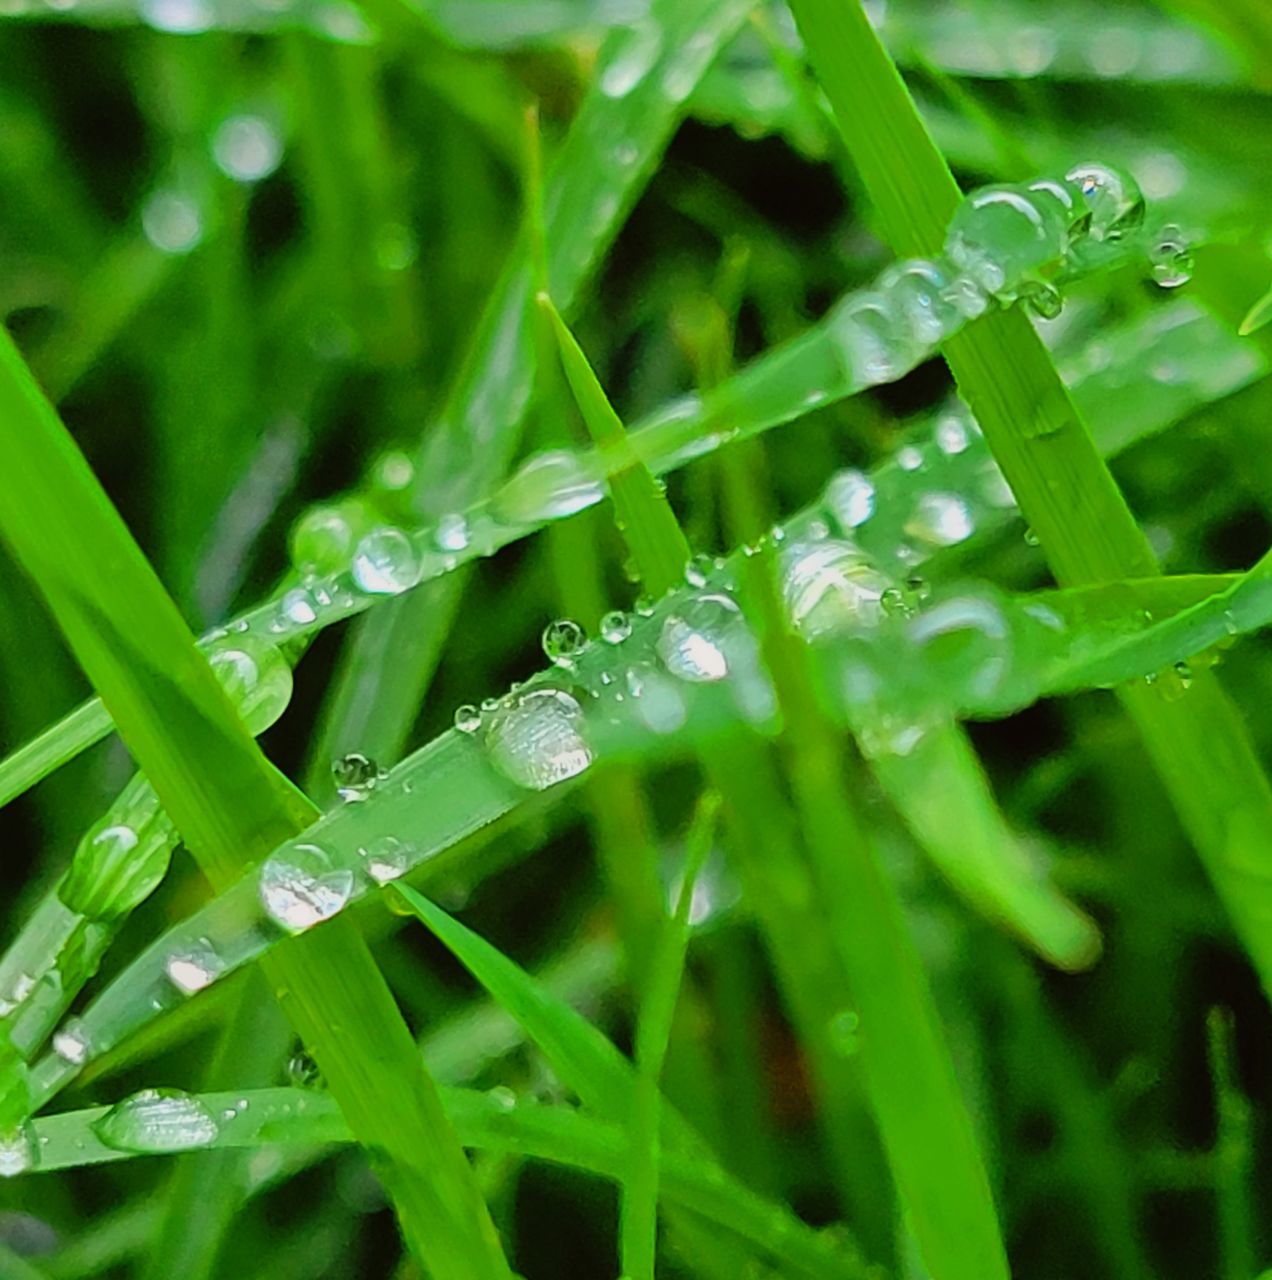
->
[490,450,603,525]
[211,115,283,183]
[289,504,354,576]
[485,688,593,791]
[945,185,1068,300]
[1065,161,1145,243]
[93,1089,220,1154]
[541,619,588,667]
[165,939,225,996]
[905,492,976,547]
[830,291,916,386]
[0,1123,39,1178]
[331,752,385,802]
[260,844,354,932]
[352,527,420,595]
[825,468,875,530]
[780,540,890,640]
[657,593,749,683]
[208,635,293,733]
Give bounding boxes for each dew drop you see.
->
[211,115,283,183]
[287,1052,323,1089]
[625,663,688,735]
[490,450,603,525]
[260,844,354,932]
[780,540,890,640]
[279,587,318,627]
[352,527,420,595]
[880,586,914,620]
[1022,280,1063,320]
[600,610,633,644]
[945,185,1068,300]
[825,468,875,530]
[435,512,470,553]
[141,190,203,255]
[897,446,924,472]
[600,20,661,97]
[1173,659,1193,688]
[830,290,917,386]
[485,688,594,791]
[93,1089,220,1154]
[934,413,970,455]
[657,593,747,683]
[877,258,963,345]
[289,505,353,576]
[454,704,482,734]
[905,492,976,547]
[1065,161,1145,243]
[1149,224,1194,288]
[359,835,412,884]
[683,554,716,589]
[52,1018,91,1067]
[542,618,588,667]
[0,1122,38,1178]
[208,635,293,733]
[165,939,225,996]
[331,752,385,802]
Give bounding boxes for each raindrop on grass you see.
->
[1065,161,1145,243]
[657,593,746,683]
[141,190,203,255]
[287,1052,324,1089]
[289,505,353,576]
[491,450,603,524]
[454,704,482,734]
[52,1018,91,1067]
[905,492,975,547]
[331,752,385,802]
[780,541,890,639]
[435,512,470,553]
[165,939,225,996]
[1150,225,1194,288]
[359,835,411,884]
[600,610,632,644]
[352,528,420,595]
[0,1123,38,1178]
[211,115,282,183]
[825,468,875,529]
[260,844,353,932]
[485,688,593,791]
[542,619,587,667]
[94,1089,219,1154]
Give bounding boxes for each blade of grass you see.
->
[786,0,1272,1002]
[0,328,510,1280]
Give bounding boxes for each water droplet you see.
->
[625,663,687,735]
[140,0,210,32]
[373,450,414,492]
[165,939,225,996]
[289,505,353,576]
[827,1009,861,1057]
[825,468,875,529]
[945,184,1068,300]
[897,446,924,472]
[485,688,593,791]
[141,190,203,255]
[600,20,661,97]
[877,258,963,345]
[375,223,417,272]
[93,1089,220,1154]
[1065,162,1145,243]
[1173,659,1193,688]
[600,610,632,644]
[0,1123,38,1178]
[331,752,385,802]
[208,635,293,733]
[359,835,411,884]
[905,574,932,603]
[1022,281,1063,320]
[435,512,470,553]
[287,1052,324,1089]
[905,492,975,547]
[211,115,282,183]
[542,619,588,666]
[454,704,482,734]
[491,450,603,525]
[1149,224,1194,288]
[486,1085,518,1111]
[352,527,420,595]
[934,413,970,455]
[780,541,890,640]
[684,554,716,588]
[830,290,917,386]
[52,1018,90,1067]
[1023,527,1041,547]
[260,844,353,932]
[880,586,915,619]
[657,593,747,683]
[1027,177,1091,242]
[280,587,318,627]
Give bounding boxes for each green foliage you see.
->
[2,2,1272,1278]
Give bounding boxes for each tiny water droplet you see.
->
[880,586,915,619]
[93,1089,220,1154]
[905,492,975,547]
[828,1009,861,1057]
[289,504,353,575]
[142,190,204,255]
[260,844,353,932]
[486,1085,518,1111]
[280,587,318,627]
[1149,224,1194,288]
[287,1052,324,1089]
[352,528,420,595]
[934,413,970,455]
[165,939,225,996]
[1022,280,1063,320]
[634,595,656,618]
[1173,660,1193,688]
[360,835,412,884]
[1024,527,1040,547]
[600,610,632,644]
[211,114,282,183]
[331,752,386,802]
[542,619,587,666]
[485,688,594,791]
[454,704,482,734]
[684,554,715,588]
[435,512,470,553]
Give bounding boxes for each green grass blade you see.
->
[0,328,510,1280]
[786,0,1272,1004]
